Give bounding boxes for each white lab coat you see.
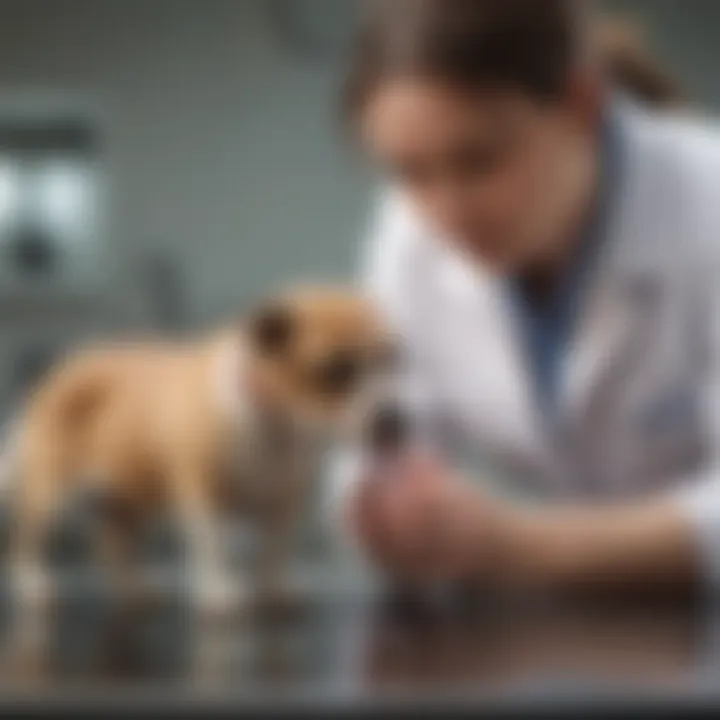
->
[329,100,720,589]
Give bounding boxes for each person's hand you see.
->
[347,451,702,597]
[349,451,511,585]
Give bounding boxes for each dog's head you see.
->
[243,287,397,434]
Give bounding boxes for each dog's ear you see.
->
[248,302,295,355]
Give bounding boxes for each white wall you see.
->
[0,0,370,328]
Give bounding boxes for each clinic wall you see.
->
[0,0,718,331]
[0,0,370,329]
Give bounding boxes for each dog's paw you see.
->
[12,565,52,610]
[253,578,308,618]
[191,574,247,618]
[1,567,53,685]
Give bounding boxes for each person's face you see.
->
[361,78,601,273]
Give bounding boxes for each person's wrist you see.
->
[483,504,556,591]
[457,491,528,587]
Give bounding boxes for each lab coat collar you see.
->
[600,98,679,282]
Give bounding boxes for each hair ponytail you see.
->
[596,17,686,109]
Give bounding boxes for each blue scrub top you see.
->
[505,108,623,420]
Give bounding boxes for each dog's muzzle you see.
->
[366,403,410,456]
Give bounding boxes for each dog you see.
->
[0,286,396,617]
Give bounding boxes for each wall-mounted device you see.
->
[0,117,104,294]
[0,112,109,423]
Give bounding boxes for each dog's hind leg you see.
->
[2,439,68,682]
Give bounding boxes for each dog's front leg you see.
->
[4,456,61,681]
[254,462,312,610]
[254,443,318,609]
[255,503,298,605]
[172,468,246,617]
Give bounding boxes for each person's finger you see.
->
[393,467,473,582]
[349,480,387,555]
[368,474,437,580]
[404,449,446,480]
[352,478,412,572]
[352,456,454,581]
[373,476,440,581]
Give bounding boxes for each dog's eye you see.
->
[249,304,294,355]
[314,353,361,395]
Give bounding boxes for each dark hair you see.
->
[344,0,684,121]
[344,0,585,119]
[597,17,685,108]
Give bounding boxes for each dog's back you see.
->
[12,342,214,516]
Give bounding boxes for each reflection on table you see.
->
[0,579,718,701]
[0,498,717,705]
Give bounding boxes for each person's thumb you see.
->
[396,449,445,489]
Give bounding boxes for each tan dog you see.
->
[2,287,394,613]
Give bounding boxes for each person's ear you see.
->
[247,303,295,356]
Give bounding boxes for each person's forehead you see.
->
[361,80,547,150]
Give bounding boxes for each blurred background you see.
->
[0,0,718,423]
[0,0,714,419]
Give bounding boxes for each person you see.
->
[330,0,720,596]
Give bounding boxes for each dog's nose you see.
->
[367,404,409,454]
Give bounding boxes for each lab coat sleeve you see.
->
[675,218,720,593]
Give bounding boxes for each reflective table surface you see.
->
[0,503,717,714]
[0,583,719,713]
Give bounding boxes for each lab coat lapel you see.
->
[439,249,548,472]
[560,102,672,426]
[561,272,648,422]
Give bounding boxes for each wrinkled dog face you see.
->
[247,288,397,433]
